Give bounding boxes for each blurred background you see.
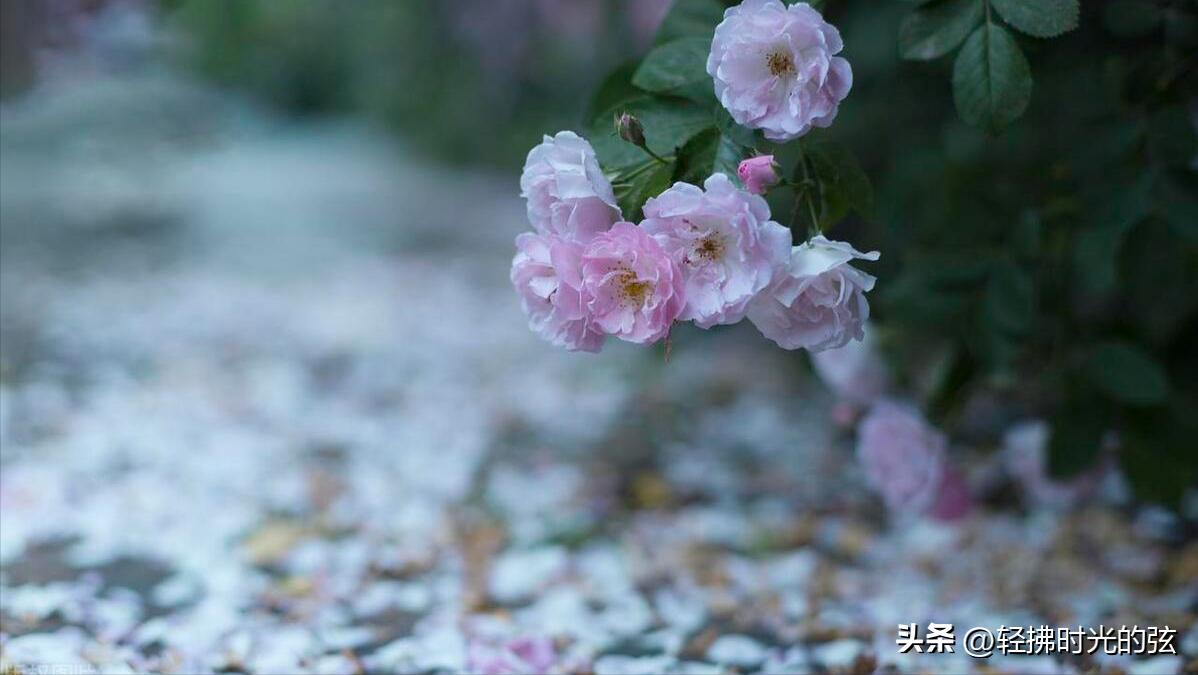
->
[0,1,1195,673]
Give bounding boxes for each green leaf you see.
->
[984,257,1035,334]
[1046,394,1107,478]
[1012,210,1041,257]
[1120,405,1198,511]
[990,0,1079,38]
[610,159,677,222]
[899,0,984,60]
[1146,106,1198,167]
[1084,341,1170,406]
[952,23,1033,133]
[1103,0,1162,39]
[1072,175,1152,294]
[654,0,726,45]
[675,128,746,186]
[632,37,715,104]
[805,141,874,228]
[588,97,714,171]
[1155,170,1198,241]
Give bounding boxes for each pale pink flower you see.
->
[641,174,791,328]
[707,0,853,141]
[580,222,686,344]
[856,400,946,515]
[747,235,878,352]
[520,131,621,242]
[511,233,605,353]
[1003,420,1104,510]
[466,636,557,675]
[737,155,780,195]
[810,327,890,405]
[927,465,976,522]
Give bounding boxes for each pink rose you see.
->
[737,155,780,195]
[707,0,853,142]
[856,400,946,515]
[1003,420,1103,509]
[466,636,557,675]
[810,328,890,405]
[581,222,686,344]
[520,131,621,242]
[927,465,976,522]
[641,174,792,328]
[511,233,605,352]
[747,236,878,352]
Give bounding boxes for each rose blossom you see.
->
[1003,420,1104,510]
[520,130,620,242]
[747,235,878,352]
[737,155,780,195]
[580,222,685,344]
[856,400,947,515]
[707,0,853,142]
[927,465,976,522]
[810,327,889,405]
[641,174,791,328]
[510,233,605,352]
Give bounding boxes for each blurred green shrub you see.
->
[165,0,658,167]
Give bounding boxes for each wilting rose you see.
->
[707,0,853,141]
[810,327,890,405]
[747,236,878,352]
[580,222,686,344]
[641,174,791,329]
[520,131,620,243]
[1003,420,1105,509]
[856,400,947,515]
[511,233,605,352]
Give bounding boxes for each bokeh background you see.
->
[1,1,1195,674]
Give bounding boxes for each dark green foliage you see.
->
[990,0,1079,38]
[952,23,1033,134]
[634,37,717,103]
[899,0,984,60]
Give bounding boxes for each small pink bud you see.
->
[737,155,780,195]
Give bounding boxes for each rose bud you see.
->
[615,112,647,148]
[737,155,780,195]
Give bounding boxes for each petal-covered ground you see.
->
[1,82,1195,675]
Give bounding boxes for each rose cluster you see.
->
[511,132,877,354]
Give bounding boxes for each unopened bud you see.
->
[737,155,780,195]
[616,112,646,148]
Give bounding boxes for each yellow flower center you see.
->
[616,267,654,308]
[694,235,725,263]
[767,50,796,77]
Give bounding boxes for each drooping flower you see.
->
[520,131,621,242]
[737,155,780,195]
[927,465,976,522]
[707,0,853,142]
[1003,420,1105,510]
[511,233,605,352]
[580,222,686,344]
[810,327,890,406]
[856,400,947,515]
[641,174,791,329]
[747,235,878,352]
